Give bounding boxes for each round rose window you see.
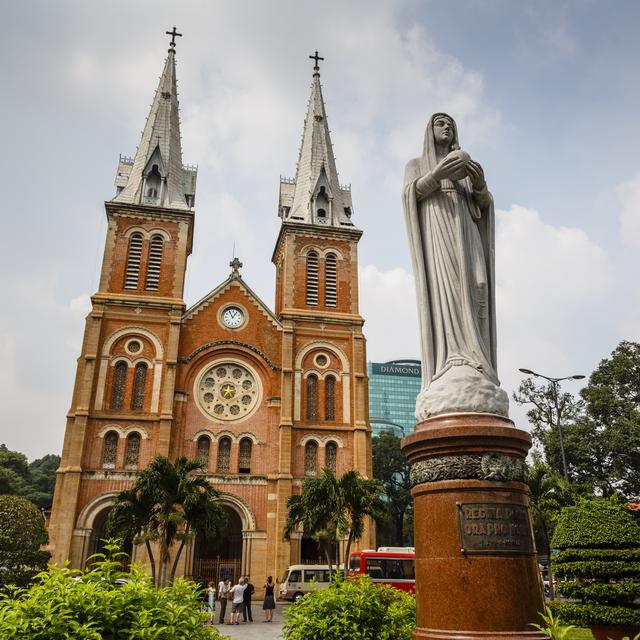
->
[196,362,260,421]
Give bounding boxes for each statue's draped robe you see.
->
[403,115,499,397]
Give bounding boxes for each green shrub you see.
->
[0,495,50,587]
[550,499,640,628]
[0,541,229,639]
[552,500,640,549]
[283,574,415,640]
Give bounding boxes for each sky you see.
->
[1,0,640,460]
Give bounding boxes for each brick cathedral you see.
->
[48,40,373,583]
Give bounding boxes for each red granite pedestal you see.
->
[401,413,546,640]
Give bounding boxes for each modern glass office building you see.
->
[367,359,422,438]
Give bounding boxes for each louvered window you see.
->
[238,438,252,474]
[325,441,337,473]
[124,233,143,289]
[305,441,318,477]
[102,431,118,469]
[131,363,147,410]
[325,253,337,306]
[306,374,318,420]
[217,437,231,473]
[110,362,127,411]
[197,436,211,469]
[306,251,319,306]
[125,433,141,469]
[145,234,163,290]
[325,376,336,421]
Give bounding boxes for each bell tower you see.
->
[270,53,373,569]
[48,33,197,567]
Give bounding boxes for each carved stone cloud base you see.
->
[401,413,545,640]
[415,365,509,421]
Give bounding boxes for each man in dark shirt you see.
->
[242,575,255,622]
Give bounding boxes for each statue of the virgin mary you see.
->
[403,113,509,420]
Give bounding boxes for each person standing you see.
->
[262,576,276,622]
[229,577,247,625]
[206,581,216,625]
[218,578,231,625]
[242,575,255,622]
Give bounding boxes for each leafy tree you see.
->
[108,456,225,587]
[284,469,385,576]
[0,540,227,639]
[0,445,60,508]
[515,341,640,499]
[283,573,415,640]
[0,495,50,587]
[580,341,640,498]
[513,379,584,480]
[372,432,413,547]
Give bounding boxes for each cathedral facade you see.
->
[47,41,373,583]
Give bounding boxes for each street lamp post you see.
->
[518,368,585,482]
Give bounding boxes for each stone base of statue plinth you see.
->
[401,413,545,640]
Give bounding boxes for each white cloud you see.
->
[359,265,419,363]
[495,205,611,424]
[617,172,640,248]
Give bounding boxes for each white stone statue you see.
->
[403,113,509,420]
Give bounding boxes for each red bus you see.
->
[348,547,415,593]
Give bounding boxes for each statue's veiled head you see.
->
[422,113,460,168]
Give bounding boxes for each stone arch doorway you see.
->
[86,506,132,570]
[193,505,243,584]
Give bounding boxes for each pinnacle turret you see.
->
[112,40,196,211]
[279,54,355,229]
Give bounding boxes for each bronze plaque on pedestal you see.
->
[456,502,534,555]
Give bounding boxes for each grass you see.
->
[566,629,595,640]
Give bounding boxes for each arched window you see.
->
[124,233,143,289]
[145,234,164,291]
[325,376,336,421]
[125,433,141,469]
[325,441,337,473]
[110,362,127,411]
[102,431,118,469]
[305,441,318,477]
[238,438,252,474]
[325,253,337,307]
[131,362,147,410]
[197,436,211,469]
[217,437,231,473]
[306,251,319,306]
[306,374,318,420]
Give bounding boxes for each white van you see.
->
[279,564,332,602]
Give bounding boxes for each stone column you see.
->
[402,413,545,639]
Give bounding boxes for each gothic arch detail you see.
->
[294,342,350,423]
[95,327,164,413]
[217,493,256,531]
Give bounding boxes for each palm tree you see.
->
[284,469,385,577]
[284,469,344,573]
[338,470,385,577]
[109,456,225,586]
[107,487,159,584]
[527,459,573,599]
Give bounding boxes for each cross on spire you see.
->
[309,50,324,74]
[166,26,182,49]
[230,257,243,278]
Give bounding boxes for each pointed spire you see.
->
[279,52,355,228]
[113,38,196,211]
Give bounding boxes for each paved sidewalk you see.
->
[209,604,288,640]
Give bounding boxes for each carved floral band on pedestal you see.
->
[409,453,528,487]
